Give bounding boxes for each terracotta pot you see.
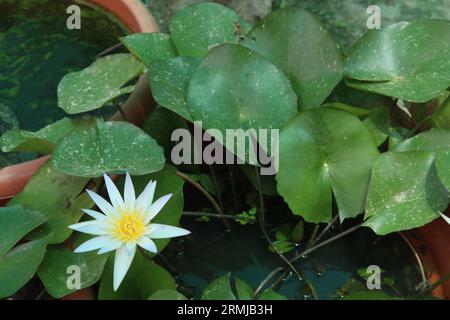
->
[0,0,157,204]
[405,210,450,299]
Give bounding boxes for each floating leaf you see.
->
[201,273,236,300]
[276,108,379,223]
[147,57,201,120]
[9,162,91,244]
[258,289,288,300]
[169,2,248,57]
[395,129,450,190]
[363,107,391,146]
[0,236,48,298]
[235,277,253,300]
[342,290,401,300]
[187,44,297,158]
[52,120,165,177]
[98,251,176,300]
[58,54,144,114]
[364,151,448,235]
[345,20,450,102]
[120,33,178,65]
[148,289,187,300]
[291,220,305,243]
[0,117,93,154]
[242,7,343,109]
[269,240,295,254]
[0,205,46,258]
[37,235,109,298]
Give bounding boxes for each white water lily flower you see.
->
[69,173,190,291]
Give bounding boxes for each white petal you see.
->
[113,244,136,291]
[82,209,106,221]
[144,194,172,223]
[144,223,164,235]
[124,173,136,212]
[137,237,157,253]
[97,240,122,254]
[126,241,136,256]
[103,174,124,210]
[147,224,190,239]
[439,211,450,225]
[74,236,113,253]
[86,189,118,218]
[136,180,156,211]
[69,221,108,235]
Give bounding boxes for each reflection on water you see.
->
[165,218,422,300]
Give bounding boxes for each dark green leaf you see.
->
[258,289,288,300]
[235,277,253,300]
[0,236,48,298]
[364,151,448,235]
[269,240,295,254]
[0,205,46,258]
[169,3,248,57]
[395,129,450,190]
[291,221,305,243]
[345,20,450,102]
[9,162,91,244]
[276,108,379,223]
[148,289,187,300]
[0,117,93,154]
[120,33,178,65]
[201,273,236,300]
[148,57,201,120]
[187,44,297,159]
[37,238,109,298]
[242,7,343,109]
[98,251,176,300]
[342,290,401,300]
[58,54,144,114]
[52,119,165,177]
[432,95,450,129]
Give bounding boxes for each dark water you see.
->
[166,218,423,300]
[0,0,126,165]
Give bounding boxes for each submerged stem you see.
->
[253,166,302,279]
[176,171,230,230]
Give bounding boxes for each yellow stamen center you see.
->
[113,213,145,241]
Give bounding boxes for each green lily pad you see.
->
[258,289,288,300]
[187,44,297,158]
[120,33,178,66]
[0,205,47,258]
[58,54,144,114]
[52,120,165,177]
[9,162,91,244]
[235,277,253,300]
[364,151,449,235]
[148,289,187,300]
[242,7,343,109]
[395,129,450,190]
[345,20,450,102]
[201,273,236,300]
[37,236,109,298]
[0,236,49,298]
[147,57,201,121]
[276,108,379,223]
[169,2,248,57]
[0,117,93,154]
